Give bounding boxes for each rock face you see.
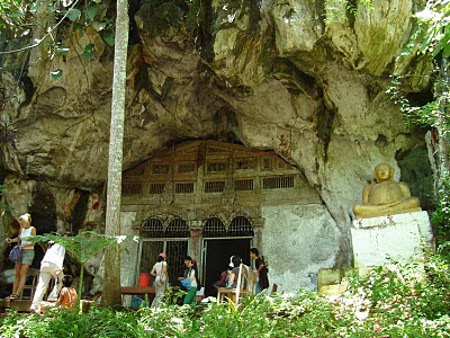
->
[0,0,433,289]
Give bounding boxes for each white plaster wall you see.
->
[261,204,341,292]
[351,211,433,267]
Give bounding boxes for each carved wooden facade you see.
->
[121,140,320,284]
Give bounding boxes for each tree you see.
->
[102,0,129,307]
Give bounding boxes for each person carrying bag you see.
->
[5,213,36,300]
[150,252,169,308]
[8,241,22,263]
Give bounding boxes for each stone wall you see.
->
[261,204,341,291]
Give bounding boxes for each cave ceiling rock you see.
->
[0,73,27,116]
[2,178,35,220]
[354,0,414,76]
[210,0,269,87]
[28,26,108,97]
[2,177,104,235]
[16,116,110,188]
[268,0,324,55]
[320,64,414,140]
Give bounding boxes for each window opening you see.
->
[228,216,254,236]
[139,240,189,285]
[175,182,195,194]
[122,183,142,195]
[166,241,189,283]
[140,241,163,277]
[149,183,165,195]
[141,218,164,238]
[235,158,256,170]
[165,219,190,238]
[152,164,169,174]
[203,218,227,237]
[178,162,196,173]
[207,162,226,173]
[261,158,272,171]
[205,181,226,193]
[262,175,294,189]
[234,179,254,191]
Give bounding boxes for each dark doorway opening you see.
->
[203,238,251,297]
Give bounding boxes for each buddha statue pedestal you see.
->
[351,211,433,267]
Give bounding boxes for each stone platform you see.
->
[351,211,433,267]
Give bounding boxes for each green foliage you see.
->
[0,0,34,37]
[386,1,450,238]
[31,231,130,266]
[30,231,136,305]
[0,307,149,338]
[432,169,450,238]
[0,0,115,79]
[413,0,450,58]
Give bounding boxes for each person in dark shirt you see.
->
[250,248,269,294]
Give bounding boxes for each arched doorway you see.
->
[202,216,253,296]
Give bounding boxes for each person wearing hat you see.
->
[30,229,68,313]
[150,252,169,308]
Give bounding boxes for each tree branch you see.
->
[0,0,81,55]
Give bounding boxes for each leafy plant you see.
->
[1,249,450,338]
[30,231,136,309]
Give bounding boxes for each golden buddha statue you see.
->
[353,163,421,219]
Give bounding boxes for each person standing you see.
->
[250,248,269,294]
[30,230,68,313]
[150,252,168,308]
[5,213,36,300]
[179,256,199,309]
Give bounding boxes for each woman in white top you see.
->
[5,213,36,300]
[150,252,169,308]
[179,256,199,309]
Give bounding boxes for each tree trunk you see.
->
[103,0,129,307]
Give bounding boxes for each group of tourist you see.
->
[149,247,270,309]
[3,212,269,311]
[150,253,201,309]
[4,213,77,313]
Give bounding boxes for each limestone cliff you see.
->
[0,0,433,270]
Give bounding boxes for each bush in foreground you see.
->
[2,245,450,337]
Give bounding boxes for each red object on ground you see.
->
[138,273,150,287]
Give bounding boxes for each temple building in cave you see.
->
[119,140,341,292]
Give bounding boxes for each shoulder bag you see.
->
[9,242,22,263]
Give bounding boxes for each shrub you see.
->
[1,246,450,337]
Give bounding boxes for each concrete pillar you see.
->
[252,216,264,250]
[189,222,203,261]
